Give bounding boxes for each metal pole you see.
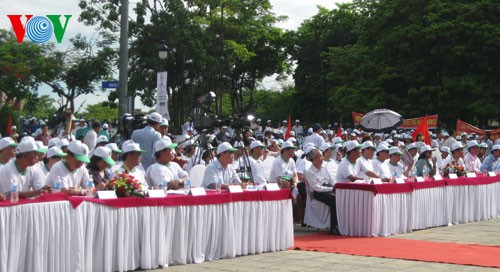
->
[118,0,129,131]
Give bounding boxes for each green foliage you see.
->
[82,102,118,122]
[20,95,58,119]
[0,105,19,137]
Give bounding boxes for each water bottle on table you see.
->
[184,179,191,193]
[54,177,62,192]
[86,181,94,198]
[10,183,18,203]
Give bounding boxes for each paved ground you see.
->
[148,218,500,271]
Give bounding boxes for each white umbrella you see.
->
[359,109,403,132]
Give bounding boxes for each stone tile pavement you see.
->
[147,218,500,271]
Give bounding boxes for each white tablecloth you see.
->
[0,199,293,272]
[336,182,500,237]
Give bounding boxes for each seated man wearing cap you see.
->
[0,137,48,198]
[303,123,326,150]
[480,144,500,173]
[146,139,188,189]
[387,147,405,178]
[321,143,338,183]
[131,112,163,170]
[335,140,363,183]
[248,140,268,186]
[372,144,392,182]
[38,146,67,176]
[110,141,148,190]
[464,140,481,173]
[305,148,339,234]
[105,143,123,164]
[0,137,18,166]
[355,141,380,180]
[95,135,110,149]
[46,140,92,195]
[269,141,298,188]
[296,144,316,183]
[437,146,451,172]
[442,142,466,170]
[83,120,101,153]
[201,142,241,189]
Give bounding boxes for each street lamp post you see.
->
[156,41,170,121]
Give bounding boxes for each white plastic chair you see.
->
[189,164,206,187]
[304,178,331,230]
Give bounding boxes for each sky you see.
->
[1,0,350,112]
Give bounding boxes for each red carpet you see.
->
[294,233,500,268]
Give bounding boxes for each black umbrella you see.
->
[359,109,403,132]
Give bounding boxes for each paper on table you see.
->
[167,189,188,195]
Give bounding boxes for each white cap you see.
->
[281,141,297,150]
[406,143,418,150]
[67,140,90,163]
[352,129,361,135]
[17,137,43,154]
[492,144,500,151]
[102,123,109,129]
[361,141,375,150]
[96,135,109,145]
[345,140,362,152]
[122,141,144,154]
[154,138,178,153]
[376,143,390,153]
[440,146,451,154]
[160,118,169,127]
[58,138,70,148]
[304,145,317,156]
[288,137,297,142]
[93,146,116,166]
[148,112,163,123]
[105,143,122,153]
[389,146,403,155]
[307,128,313,134]
[47,146,67,158]
[47,138,60,148]
[11,126,17,130]
[216,142,237,155]
[451,142,464,152]
[35,141,48,153]
[250,140,266,150]
[320,143,333,152]
[420,145,435,153]
[467,140,479,149]
[0,137,18,151]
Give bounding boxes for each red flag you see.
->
[6,114,12,135]
[411,115,431,145]
[336,123,343,137]
[285,114,292,139]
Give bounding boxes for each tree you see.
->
[82,101,119,122]
[20,94,58,119]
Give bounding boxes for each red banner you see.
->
[352,112,364,125]
[398,115,438,129]
[456,119,486,136]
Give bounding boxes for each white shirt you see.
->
[0,160,46,194]
[269,155,297,183]
[303,133,325,149]
[131,126,162,170]
[46,161,90,189]
[146,161,188,188]
[322,159,338,184]
[110,164,149,190]
[296,157,311,175]
[387,161,405,178]
[305,164,334,193]
[335,157,357,183]
[464,152,481,173]
[372,158,391,179]
[249,156,267,185]
[202,159,241,188]
[355,156,374,179]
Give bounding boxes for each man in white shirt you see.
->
[464,140,481,173]
[110,141,148,190]
[46,140,91,195]
[202,142,241,189]
[248,141,268,185]
[305,148,339,234]
[303,123,325,150]
[320,143,337,185]
[0,137,47,198]
[146,138,188,189]
[83,120,101,153]
[442,142,466,169]
[131,112,163,170]
[292,119,304,137]
[0,137,18,166]
[372,143,392,182]
[335,140,363,183]
[269,141,298,188]
[437,146,451,172]
[355,141,379,180]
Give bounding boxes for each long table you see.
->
[0,190,293,272]
[334,176,500,237]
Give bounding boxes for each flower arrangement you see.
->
[443,162,466,177]
[106,173,144,197]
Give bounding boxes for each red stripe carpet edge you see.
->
[294,233,500,268]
